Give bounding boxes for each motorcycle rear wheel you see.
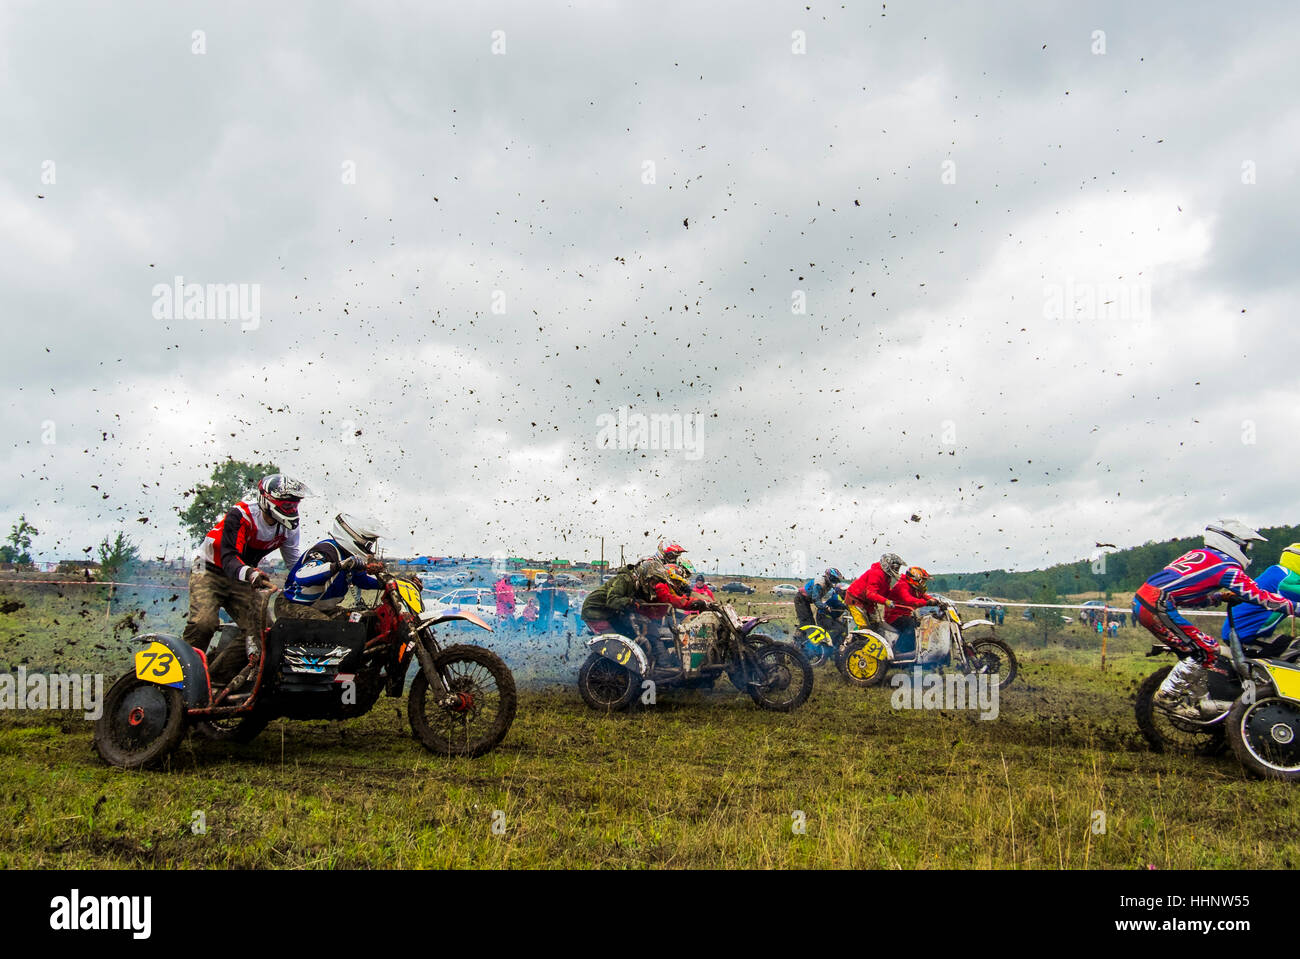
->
[408,644,517,757]
[1134,666,1226,756]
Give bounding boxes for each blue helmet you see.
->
[825,567,843,584]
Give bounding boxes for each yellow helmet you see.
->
[665,563,691,590]
[1280,544,1300,576]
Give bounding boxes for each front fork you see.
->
[406,620,468,710]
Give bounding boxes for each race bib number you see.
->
[134,642,185,687]
[862,635,887,659]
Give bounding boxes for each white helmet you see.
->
[256,473,313,531]
[332,513,388,558]
[1204,520,1266,568]
[880,552,907,581]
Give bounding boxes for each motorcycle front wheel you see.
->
[408,644,517,757]
[1227,695,1300,781]
[964,638,1018,690]
[745,643,814,711]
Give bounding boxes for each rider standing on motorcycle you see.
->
[845,553,908,631]
[278,513,388,620]
[884,566,942,654]
[181,473,312,651]
[1217,542,1300,657]
[1135,521,1297,720]
[794,567,844,629]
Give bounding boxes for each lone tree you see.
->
[98,531,141,581]
[0,515,38,565]
[178,458,277,543]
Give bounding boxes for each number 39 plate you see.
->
[134,642,185,687]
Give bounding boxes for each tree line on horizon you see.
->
[929,525,1300,602]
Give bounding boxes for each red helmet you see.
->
[256,474,312,531]
[657,539,687,563]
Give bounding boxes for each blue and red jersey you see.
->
[1138,547,1294,615]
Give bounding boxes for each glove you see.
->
[249,569,274,590]
[364,560,385,575]
[332,556,358,573]
[686,599,708,611]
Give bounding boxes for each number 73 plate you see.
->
[134,642,185,687]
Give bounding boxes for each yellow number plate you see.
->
[135,642,185,686]
[862,636,886,659]
[1262,661,1300,700]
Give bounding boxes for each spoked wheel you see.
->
[577,652,640,712]
[745,643,814,711]
[965,638,1018,690]
[94,672,186,769]
[839,636,889,688]
[1134,666,1227,756]
[1228,696,1300,781]
[408,644,517,757]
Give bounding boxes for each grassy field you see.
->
[2,578,1295,869]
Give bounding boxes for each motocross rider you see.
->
[278,513,388,620]
[1134,521,1297,721]
[580,560,665,640]
[845,553,909,637]
[884,566,944,654]
[181,473,312,653]
[794,567,845,630]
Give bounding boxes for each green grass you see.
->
[2,580,1294,869]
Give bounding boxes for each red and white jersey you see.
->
[196,500,301,583]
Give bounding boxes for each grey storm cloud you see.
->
[3,0,1299,575]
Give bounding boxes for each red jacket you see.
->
[651,581,696,610]
[885,579,935,624]
[845,563,893,615]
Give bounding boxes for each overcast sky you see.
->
[3,0,1299,577]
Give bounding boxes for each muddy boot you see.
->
[1154,658,1208,721]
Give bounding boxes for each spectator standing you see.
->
[494,575,517,625]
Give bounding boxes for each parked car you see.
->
[966,596,997,607]
[432,588,506,624]
[771,584,798,596]
[551,573,583,587]
[720,582,756,594]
